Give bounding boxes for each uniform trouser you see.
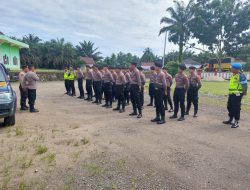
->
[104,82,113,106]
[173,88,186,117]
[28,89,36,110]
[164,87,173,110]
[116,84,125,110]
[77,78,84,97]
[86,79,93,99]
[154,88,165,119]
[140,85,145,107]
[130,84,142,114]
[112,84,116,101]
[64,80,70,93]
[69,80,75,95]
[19,84,28,108]
[124,83,130,104]
[149,83,155,105]
[186,88,199,114]
[93,81,102,103]
[227,94,243,121]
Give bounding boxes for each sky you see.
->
[0,0,189,57]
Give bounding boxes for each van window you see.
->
[0,67,6,81]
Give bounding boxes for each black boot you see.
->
[178,117,185,121]
[184,112,189,116]
[231,121,240,128]
[193,111,198,118]
[119,108,125,113]
[137,110,142,118]
[113,107,120,111]
[223,118,233,125]
[147,103,153,106]
[151,117,160,122]
[129,110,138,116]
[170,114,177,119]
[157,116,166,124]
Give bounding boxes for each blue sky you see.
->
[0,0,189,57]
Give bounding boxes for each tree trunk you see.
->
[179,41,183,64]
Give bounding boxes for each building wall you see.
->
[0,42,20,70]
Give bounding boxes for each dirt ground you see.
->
[0,81,250,190]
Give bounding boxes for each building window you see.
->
[3,55,9,65]
[13,56,18,65]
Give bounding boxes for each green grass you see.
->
[36,145,48,155]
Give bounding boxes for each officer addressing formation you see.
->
[17,59,243,129]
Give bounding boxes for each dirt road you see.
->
[0,81,250,190]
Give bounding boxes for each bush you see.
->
[165,61,179,76]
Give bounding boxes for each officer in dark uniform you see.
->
[102,64,114,108]
[151,60,167,124]
[76,66,85,99]
[113,66,127,113]
[163,67,174,112]
[92,65,103,105]
[85,65,93,101]
[223,63,248,128]
[185,66,202,117]
[170,64,189,121]
[111,66,118,102]
[129,61,142,118]
[138,66,146,108]
[124,67,131,106]
[147,66,156,106]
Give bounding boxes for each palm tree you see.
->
[76,41,102,62]
[141,47,156,62]
[159,0,195,63]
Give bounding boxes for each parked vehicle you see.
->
[0,63,16,126]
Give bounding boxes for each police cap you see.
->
[178,64,187,71]
[231,63,242,69]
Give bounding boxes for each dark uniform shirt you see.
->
[130,68,141,86]
[175,72,189,90]
[103,70,114,83]
[116,71,127,85]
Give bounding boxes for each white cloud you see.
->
[0,0,190,56]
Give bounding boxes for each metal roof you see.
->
[0,34,29,49]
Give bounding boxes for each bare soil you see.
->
[0,81,250,190]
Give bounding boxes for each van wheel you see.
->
[4,115,15,126]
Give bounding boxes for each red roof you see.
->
[141,62,155,67]
[80,57,96,65]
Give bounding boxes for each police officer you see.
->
[19,65,29,110]
[124,67,131,106]
[63,66,70,95]
[24,65,39,113]
[111,66,118,102]
[68,66,76,96]
[185,66,202,117]
[129,61,142,118]
[151,60,167,124]
[223,63,248,128]
[85,65,93,101]
[92,65,103,105]
[113,66,127,113]
[147,66,156,106]
[102,64,114,108]
[138,66,146,108]
[170,64,189,121]
[76,66,85,99]
[163,67,174,112]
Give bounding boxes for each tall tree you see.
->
[76,41,102,62]
[141,48,156,62]
[159,0,195,63]
[189,0,250,71]
[20,34,42,67]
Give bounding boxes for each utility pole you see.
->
[162,31,167,66]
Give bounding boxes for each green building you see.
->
[0,33,29,70]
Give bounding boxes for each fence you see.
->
[201,72,250,80]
